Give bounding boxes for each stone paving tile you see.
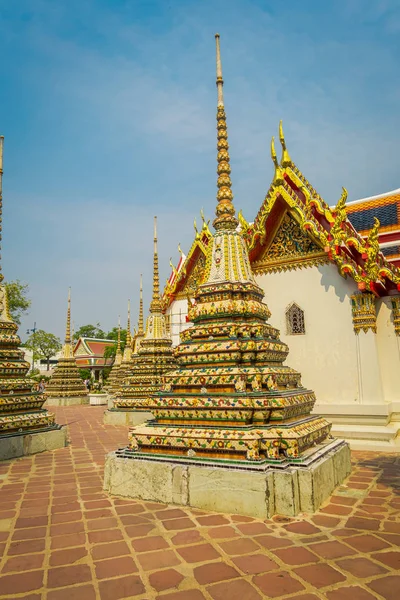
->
[0,405,399,599]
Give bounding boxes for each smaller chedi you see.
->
[0,136,65,459]
[104,218,177,426]
[105,317,123,394]
[45,290,89,406]
[116,300,134,385]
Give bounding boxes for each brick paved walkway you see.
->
[0,406,399,600]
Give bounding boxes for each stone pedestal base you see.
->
[0,427,67,461]
[103,410,154,427]
[89,394,108,406]
[104,439,351,518]
[45,396,89,407]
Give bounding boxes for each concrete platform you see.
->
[0,427,67,461]
[103,409,153,427]
[45,396,89,406]
[104,439,351,518]
[314,402,400,451]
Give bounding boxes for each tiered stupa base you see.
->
[0,412,66,460]
[104,437,350,518]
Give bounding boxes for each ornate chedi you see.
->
[113,218,177,407]
[127,36,333,464]
[45,290,89,405]
[0,136,65,457]
[104,35,350,518]
[105,317,123,393]
[113,302,132,386]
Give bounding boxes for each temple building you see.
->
[104,35,351,519]
[0,136,65,459]
[162,133,400,454]
[45,290,89,406]
[104,218,177,425]
[73,336,115,382]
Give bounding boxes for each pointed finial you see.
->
[213,34,238,231]
[137,274,144,335]
[194,217,199,237]
[116,315,121,356]
[65,288,71,344]
[1,282,13,322]
[178,243,183,256]
[150,217,162,313]
[126,298,131,345]
[62,287,73,358]
[278,120,291,167]
[215,33,224,107]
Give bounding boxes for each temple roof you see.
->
[163,127,400,303]
[162,217,212,309]
[73,337,115,367]
[344,189,400,268]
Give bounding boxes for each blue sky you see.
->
[1,0,399,339]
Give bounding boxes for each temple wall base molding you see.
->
[0,427,67,461]
[103,410,153,427]
[45,396,90,407]
[313,403,400,451]
[103,441,351,519]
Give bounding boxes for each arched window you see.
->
[286,303,305,335]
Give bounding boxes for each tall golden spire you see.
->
[126,299,131,348]
[150,216,162,313]
[0,136,4,283]
[138,274,144,335]
[63,288,73,358]
[213,34,238,232]
[116,315,122,357]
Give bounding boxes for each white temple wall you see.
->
[255,263,359,406]
[166,299,190,346]
[375,297,400,404]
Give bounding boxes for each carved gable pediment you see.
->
[251,212,327,274]
[176,251,207,299]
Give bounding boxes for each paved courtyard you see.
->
[0,406,399,600]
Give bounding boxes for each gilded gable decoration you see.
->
[391,296,400,336]
[252,213,328,274]
[351,293,377,334]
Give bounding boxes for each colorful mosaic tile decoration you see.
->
[127,36,333,463]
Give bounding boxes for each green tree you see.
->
[73,323,105,341]
[25,330,62,371]
[79,368,91,381]
[5,280,31,325]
